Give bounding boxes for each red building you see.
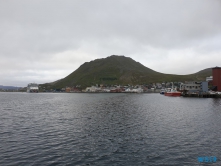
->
[212,67,221,91]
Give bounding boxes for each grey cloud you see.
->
[0,0,221,86]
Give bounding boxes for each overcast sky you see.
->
[0,0,221,86]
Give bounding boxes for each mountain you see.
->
[0,85,22,90]
[41,55,212,89]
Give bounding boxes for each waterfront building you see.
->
[85,86,99,92]
[180,82,201,92]
[212,67,221,91]
[129,87,143,93]
[65,87,71,92]
[200,81,208,93]
[180,81,208,94]
[156,83,162,89]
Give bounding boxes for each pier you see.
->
[182,93,221,98]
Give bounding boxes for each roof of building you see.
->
[212,66,221,69]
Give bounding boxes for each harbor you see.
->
[1,1,221,165]
[42,66,221,98]
[3,67,220,99]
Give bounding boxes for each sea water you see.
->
[0,92,221,165]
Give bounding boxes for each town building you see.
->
[212,67,221,91]
[180,81,208,94]
[180,82,201,92]
[65,87,71,92]
[85,86,99,92]
[200,81,208,92]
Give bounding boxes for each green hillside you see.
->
[41,55,212,89]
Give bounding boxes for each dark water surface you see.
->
[0,92,221,165]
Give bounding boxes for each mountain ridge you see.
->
[41,55,212,89]
[0,85,22,90]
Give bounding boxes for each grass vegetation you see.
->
[41,55,212,89]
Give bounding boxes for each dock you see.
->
[182,93,221,98]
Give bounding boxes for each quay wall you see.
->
[182,93,221,98]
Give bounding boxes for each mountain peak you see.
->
[110,54,124,56]
[41,56,212,89]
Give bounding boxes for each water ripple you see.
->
[0,93,221,165]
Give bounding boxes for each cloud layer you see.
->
[0,0,221,86]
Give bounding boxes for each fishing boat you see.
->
[164,83,181,97]
[160,89,166,94]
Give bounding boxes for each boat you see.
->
[27,83,39,93]
[164,83,181,97]
[160,89,166,94]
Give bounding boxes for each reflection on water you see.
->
[0,92,221,165]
